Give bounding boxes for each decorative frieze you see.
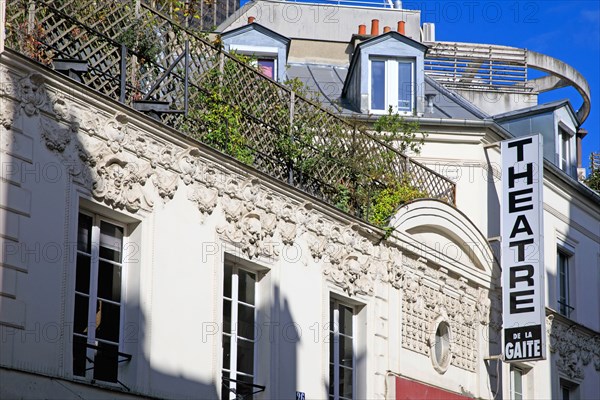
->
[547,315,600,380]
[401,257,490,372]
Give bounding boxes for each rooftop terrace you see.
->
[3,0,455,226]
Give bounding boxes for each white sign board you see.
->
[501,134,546,362]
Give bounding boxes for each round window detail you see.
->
[431,320,451,373]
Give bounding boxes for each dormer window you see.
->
[370,58,414,113]
[220,23,290,83]
[341,31,426,115]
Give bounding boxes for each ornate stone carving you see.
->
[103,113,128,153]
[547,315,600,380]
[0,97,16,128]
[41,116,73,152]
[18,73,47,116]
[401,257,482,372]
[92,156,153,212]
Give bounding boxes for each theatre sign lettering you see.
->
[501,134,546,362]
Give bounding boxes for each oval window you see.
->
[432,321,451,373]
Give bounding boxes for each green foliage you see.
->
[584,168,600,193]
[366,181,427,227]
[373,106,425,154]
[118,21,161,63]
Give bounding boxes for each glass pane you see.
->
[93,341,119,382]
[224,264,232,299]
[73,294,89,334]
[340,335,353,368]
[95,300,121,343]
[223,299,232,334]
[339,305,353,336]
[99,221,123,262]
[75,254,91,294]
[371,60,385,110]
[72,335,88,376]
[222,334,231,370]
[512,368,523,400]
[77,213,92,253]
[238,303,255,340]
[97,261,122,303]
[238,269,256,305]
[398,62,412,111]
[236,338,254,375]
[329,363,335,395]
[339,366,353,399]
[258,58,275,79]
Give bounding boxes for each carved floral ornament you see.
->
[546,315,600,380]
[27,69,495,305]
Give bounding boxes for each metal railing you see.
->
[5,0,456,224]
[425,41,530,93]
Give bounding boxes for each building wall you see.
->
[1,54,499,399]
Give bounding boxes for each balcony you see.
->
[4,0,455,226]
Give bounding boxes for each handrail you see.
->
[5,0,456,225]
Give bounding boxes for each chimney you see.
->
[397,21,406,35]
[383,26,391,33]
[248,16,255,24]
[371,19,379,36]
[358,24,367,35]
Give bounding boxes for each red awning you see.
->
[395,376,472,400]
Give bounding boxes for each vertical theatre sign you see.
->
[501,134,546,362]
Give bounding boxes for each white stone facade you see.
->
[1,10,600,400]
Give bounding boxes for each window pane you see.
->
[72,335,88,376]
[77,213,93,253]
[339,305,353,336]
[74,294,89,334]
[95,300,121,343]
[99,221,123,262]
[224,264,233,299]
[236,338,254,375]
[76,254,91,294]
[93,341,119,382]
[512,368,523,400]
[339,366,353,399]
[238,269,256,305]
[329,363,335,395]
[238,303,255,340]
[258,58,275,80]
[223,299,232,334]
[398,62,412,111]
[371,60,385,110]
[339,335,353,368]
[97,261,121,302]
[222,334,231,370]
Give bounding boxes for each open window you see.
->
[72,210,132,383]
[221,257,268,400]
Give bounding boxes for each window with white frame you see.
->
[558,128,572,174]
[229,44,279,81]
[329,299,355,400]
[72,211,128,382]
[557,249,574,318]
[222,263,257,400]
[370,58,414,114]
[510,366,524,400]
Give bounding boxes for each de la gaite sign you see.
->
[501,134,546,362]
